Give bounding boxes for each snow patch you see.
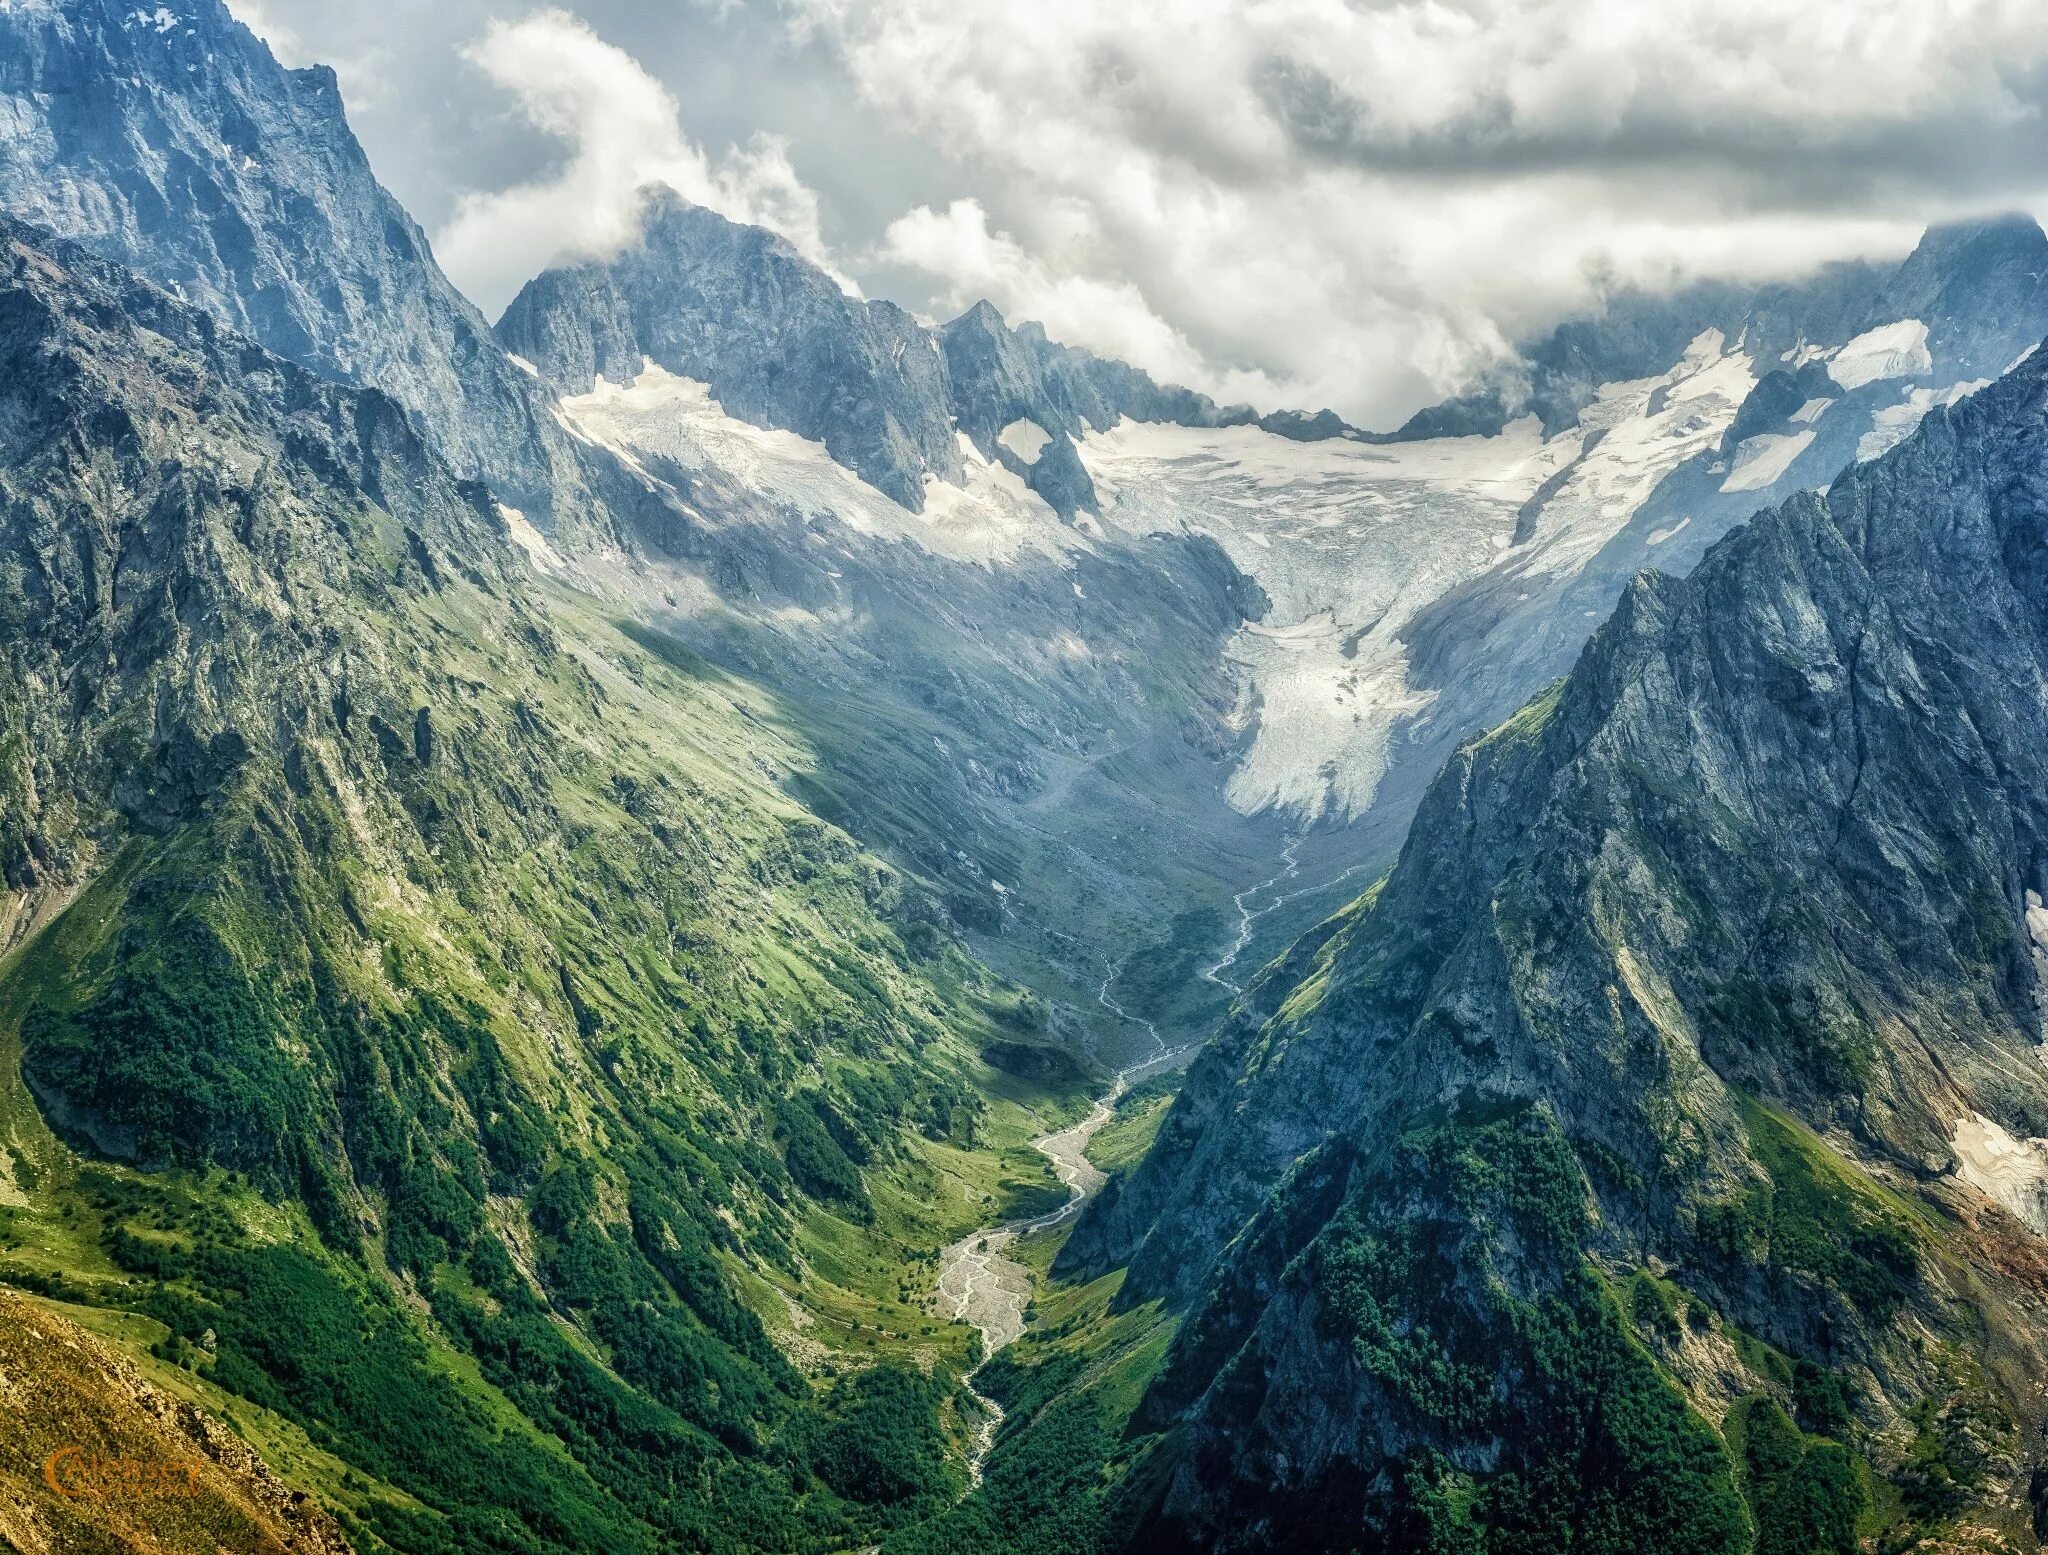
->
[1720,430,1815,493]
[1791,397,1833,424]
[558,363,1071,567]
[495,503,561,573]
[1827,319,1932,391]
[1951,1112,2048,1234]
[997,418,1052,465]
[1855,379,1988,463]
[1647,517,1691,546]
[505,353,542,379]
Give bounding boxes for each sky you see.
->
[229,0,2048,430]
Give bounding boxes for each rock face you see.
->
[498,187,1365,519]
[0,212,518,894]
[1075,330,2048,1551]
[0,0,604,534]
[499,186,962,511]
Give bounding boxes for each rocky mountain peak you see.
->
[1070,322,2048,1551]
[0,0,606,535]
[498,180,962,511]
[500,184,1368,520]
[1878,210,2048,376]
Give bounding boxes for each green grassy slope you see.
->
[0,223,1101,1554]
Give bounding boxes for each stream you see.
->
[936,832,1338,1481]
[1203,831,1379,993]
[934,960,1186,1481]
[1200,830,1304,993]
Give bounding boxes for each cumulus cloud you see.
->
[435,9,847,317]
[880,198,1279,399]
[242,0,2048,422]
[786,0,2048,425]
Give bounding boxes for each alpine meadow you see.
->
[9,3,2048,1554]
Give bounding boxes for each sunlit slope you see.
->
[0,220,1093,1555]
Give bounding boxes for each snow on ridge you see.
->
[1855,379,1988,463]
[1647,517,1691,546]
[997,418,1052,465]
[1720,429,1815,493]
[557,362,1071,567]
[495,502,561,573]
[1828,318,1932,391]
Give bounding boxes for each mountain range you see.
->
[4,2,2048,1553]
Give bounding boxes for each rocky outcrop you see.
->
[0,0,608,536]
[1874,213,2048,381]
[499,186,961,511]
[0,1289,353,1554]
[1076,320,2048,1551]
[0,212,525,895]
[498,188,1366,518]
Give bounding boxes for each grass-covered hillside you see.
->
[0,220,1100,1554]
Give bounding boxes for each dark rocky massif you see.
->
[1068,316,2048,1553]
[498,187,964,512]
[498,184,1365,520]
[0,0,611,534]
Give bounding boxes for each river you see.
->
[933,961,1190,1481]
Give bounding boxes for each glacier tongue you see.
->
[1080,330,1757,823]
[1079,417,1549,821]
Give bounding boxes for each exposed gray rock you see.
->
[499,186,961,511]
[0,0,607,535]
[1076,321,2048,1549]
[498,188,1367,519]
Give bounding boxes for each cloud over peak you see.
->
[785,0,2048,424]
[244,0,2048,426]
[435,9,847,318]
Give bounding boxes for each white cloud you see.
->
[880,199,1276,400]
[224,0,306,65]
[787,0,2048,425]
[434,9,847,317]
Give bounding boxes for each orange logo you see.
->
[42,1446,203,1500]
